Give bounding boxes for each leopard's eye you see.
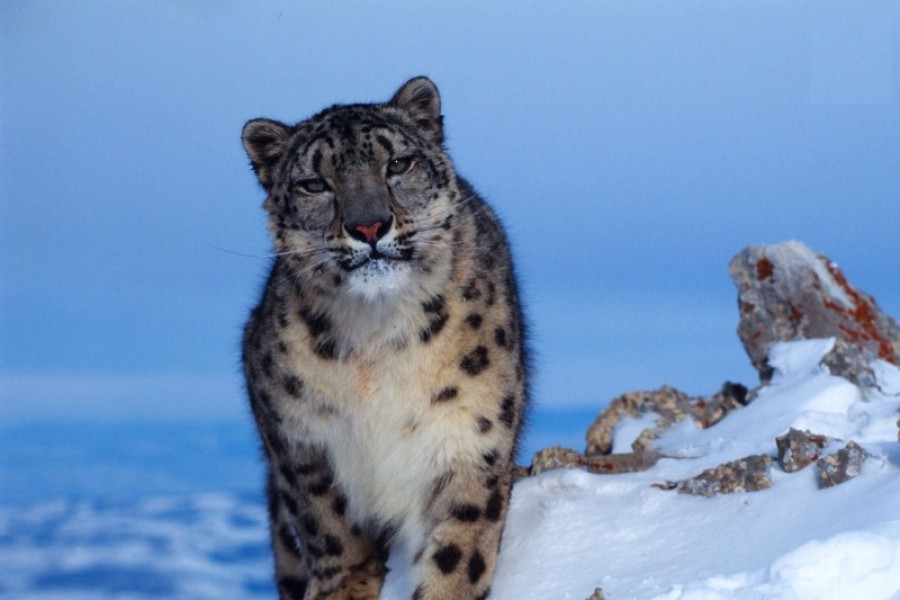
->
[387,156,413,176]
[297,178,328,194]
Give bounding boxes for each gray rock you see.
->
[530,446,584,475]
[671,455,773,497]
[585,588,606,600]
[817,441,868,488]
[582,451,662,475]
[729,241,900,385]
[530,446,663,476]
[776,428,828,473]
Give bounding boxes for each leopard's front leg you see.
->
[410,464,514,600]
[266,440,388,600]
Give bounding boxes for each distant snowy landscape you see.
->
[3,339,899,599]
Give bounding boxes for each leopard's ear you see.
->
[390,76,443,144]
[242,118,293,192]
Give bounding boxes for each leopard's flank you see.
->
[241,77,528,600]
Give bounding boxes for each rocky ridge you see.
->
[528,241,900,599]
[528,241,900,550]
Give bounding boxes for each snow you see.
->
[1,340,899,599]
[473,339,900,600]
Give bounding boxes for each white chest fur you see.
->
[280,343,482,552]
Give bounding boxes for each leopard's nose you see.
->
[345,215,393,245]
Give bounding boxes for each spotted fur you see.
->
[241,77,528,600]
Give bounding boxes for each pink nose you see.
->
[353,221,384,243]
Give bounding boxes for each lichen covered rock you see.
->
[527,241,894,504]
[530,446,663,476]
[582,451,662,475]
[817,441,868,488]
[729,241,900,384]
[776,428,828,472]
[671,455,773,497]
[531,446,583,476]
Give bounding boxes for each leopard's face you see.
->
[243,79,459,301]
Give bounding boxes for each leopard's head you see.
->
[242,77,461,301]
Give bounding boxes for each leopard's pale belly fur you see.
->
[241,77,527,600]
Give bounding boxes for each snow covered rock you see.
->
[816,441,869,488]
[670,454,773,496]
[729,240,900,385]
[529,446,663,476]
[776,428,828,473]
[491,337,900,598]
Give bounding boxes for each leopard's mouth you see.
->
[341,248,411,272]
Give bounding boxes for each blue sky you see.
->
[2,1,898,425]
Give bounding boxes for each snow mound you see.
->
[481,340,900,600]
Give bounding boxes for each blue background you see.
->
[2,1,898,504]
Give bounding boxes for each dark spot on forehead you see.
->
[375,134,394,155]
[312,149,323,173]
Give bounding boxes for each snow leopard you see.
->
[241,76,528,600]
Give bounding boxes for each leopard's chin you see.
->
[345,257,413,300]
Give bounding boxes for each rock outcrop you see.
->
[776,428,828,473]
[669,455,773,497]
[817,441,869,489]
[530,446,584,476]
[530,446,662,477]
[526,241,897,499]
[729,240,900,385]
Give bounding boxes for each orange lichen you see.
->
[789,304,804,327]
[585,460,616,472]
[756,257,775,281]
[821,259,896,363]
